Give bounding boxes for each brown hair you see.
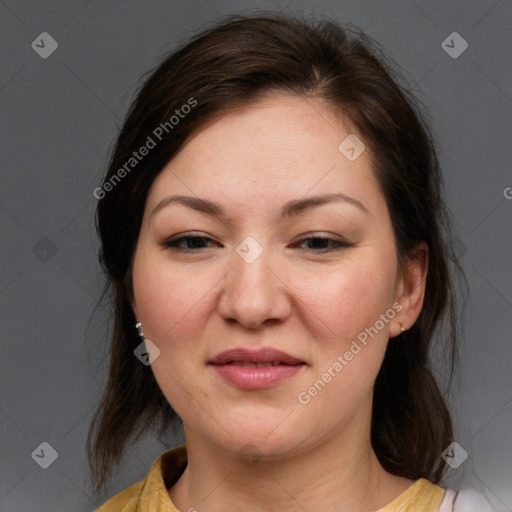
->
[88,12,463,492]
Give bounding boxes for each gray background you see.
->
[0,1,510,511]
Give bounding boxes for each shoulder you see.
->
[96,445,187,511]
[438,486,496,512]
[96,481,144,512]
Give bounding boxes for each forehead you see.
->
[146,93,387,219]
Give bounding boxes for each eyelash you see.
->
[161,234,350,252]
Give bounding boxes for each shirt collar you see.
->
[137,444,187,511]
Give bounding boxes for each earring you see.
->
[401,325,406,332]
[135,322,144,339]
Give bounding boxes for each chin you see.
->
[215,422,308,462]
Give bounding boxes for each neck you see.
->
[169,416,414,511]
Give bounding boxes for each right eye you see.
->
[161,234,220,251]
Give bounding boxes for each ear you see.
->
[132,299,139,322]
[389,242,428,338]
[129,269,139,321]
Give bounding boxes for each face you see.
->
[132,93,424,460]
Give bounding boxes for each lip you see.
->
[208,348,306,390]
[209,347,304,365]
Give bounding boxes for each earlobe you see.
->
[390,242,428,338]
[132,298,139,322]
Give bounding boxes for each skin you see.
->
[131,93,428,512]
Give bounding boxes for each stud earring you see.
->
[401,325,406,332]
[135,322,144,339]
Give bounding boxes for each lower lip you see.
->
[210,363,305,389]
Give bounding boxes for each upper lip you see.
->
[208,348,305,365]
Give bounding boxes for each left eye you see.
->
[294,237,349,251]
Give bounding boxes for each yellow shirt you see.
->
[97,445,446,511]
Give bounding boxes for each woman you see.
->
[88,13,493,511]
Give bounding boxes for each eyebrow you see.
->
[150,192,369,221]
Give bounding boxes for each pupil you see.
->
[310,238,328,249]
[190,237,205,248]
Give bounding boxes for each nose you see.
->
[217,242,291,329]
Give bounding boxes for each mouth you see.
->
[218,361,304,367]
[208,348,306,389]
[208,347,305,366]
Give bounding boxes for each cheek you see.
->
[292,277,391,417]
[132,254,211,348]
[132,257,217,409]
[292,257,396,344]
[290,253,397,401]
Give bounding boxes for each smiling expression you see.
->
[131,92,419,458]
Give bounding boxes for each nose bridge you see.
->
[219,235,289,327]
[234,236,270,287]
